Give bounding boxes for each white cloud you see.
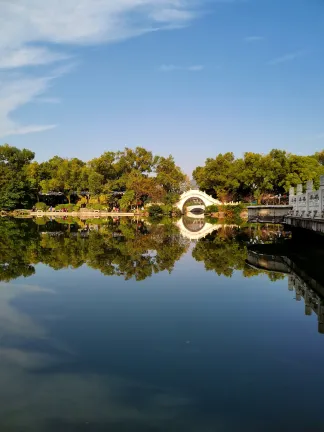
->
[160,64,205,72]
[0,47,69,69]
[0,1,201,56]
[0,0,205,138]
[0,74,57,138]
[268,51,305,65]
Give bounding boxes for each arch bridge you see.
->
[176,190,222,214]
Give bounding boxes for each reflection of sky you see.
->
[1,255,324,431]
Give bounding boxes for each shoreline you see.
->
[30,211,137,217]
[1,210,138,218]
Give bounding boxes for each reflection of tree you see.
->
[192,226,285,281]
[86,222,189,280]
[0,218,189,282]
[193,235,247,277]
[0,218,37,282]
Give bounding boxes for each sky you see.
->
[0,0,323,174]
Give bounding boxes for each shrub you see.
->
[171,207,182,218]
[86,203,107,211]
[35,202,48,211]
[148,204,164,218]
[205,204,219,213]
[34,217,48,225]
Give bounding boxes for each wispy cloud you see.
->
[0,74,57,137]
[160,64,205,72]
[268,51,305,65]
[0,47,69,70]
[0,0,207,138]
[244,36,264,42]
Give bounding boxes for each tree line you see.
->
[1,143,324,210]
[0,144,188,210]
[193,150,324,203]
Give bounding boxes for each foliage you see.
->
[55,204,78,212]
[3,142,324,212]
[192,225,286,281]
[0,217,190,282]
[0,144,35,210]
[119,190,135,211]
[0,217,293,284]
[193,149,324,203]
[85,203,107,211]
[148,204,181,218]
[35,202,48,211]
[205,204,219,213]
[0,144,186,211]
[148,204,164,218]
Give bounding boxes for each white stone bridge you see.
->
[176,190,222,213]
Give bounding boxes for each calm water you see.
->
[1,217,324,432]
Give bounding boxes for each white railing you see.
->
[289,176,324,219]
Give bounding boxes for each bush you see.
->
[86,203,107,211]
[35,202,48,211]
[148,204,164,218]
[170,207,182,218]
[205,204,219,213]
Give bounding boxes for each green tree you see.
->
[155,155,186,194]
[0,144,35,209]
[193,153,241,201]
[119,190,135,210]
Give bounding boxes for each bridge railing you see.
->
[289,176,324,219]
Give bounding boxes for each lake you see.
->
[0,216,324,431]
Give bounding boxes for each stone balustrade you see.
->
[288,176,324,219]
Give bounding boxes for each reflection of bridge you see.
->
[176,217,234,241]
[246,250,324,334]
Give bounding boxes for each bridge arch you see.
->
[176,190,222,213]
[176,217,222,240]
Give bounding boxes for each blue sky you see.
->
[0,0,323,174]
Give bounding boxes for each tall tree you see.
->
[0,144,35,209]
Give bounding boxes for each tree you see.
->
[116,147,157,174]
[155,155,186,194]
[88,152,117,183]
[240,152,274,203]
[126,171,165,208]
[193,153,241,200]
[193,149,324,203]
[88,170,104,199]
[119,190,135,210]
[0,144,35,209]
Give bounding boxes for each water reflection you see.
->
[246,248,324,334]
[1,217,324,430]
[0,217,190,281]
